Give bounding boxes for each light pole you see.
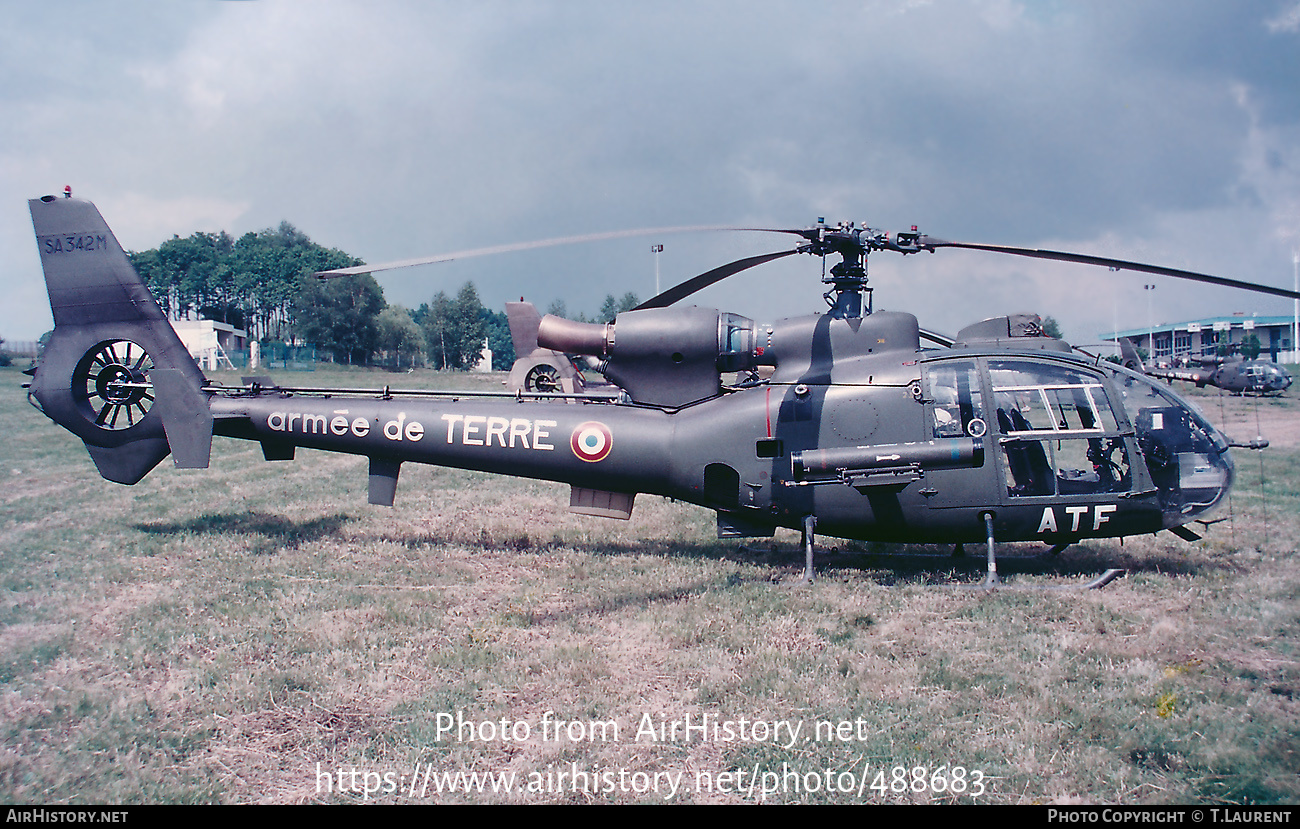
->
[651,244,663,296]
[1145,283,1156,360]
[1292,251,1298,363]
[1112,292,1120,361]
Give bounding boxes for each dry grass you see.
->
[1,366,1296,803]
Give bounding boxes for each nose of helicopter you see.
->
[1172,427,1234,525]
[1210,438,1235,512]
[1122,370,1237,527]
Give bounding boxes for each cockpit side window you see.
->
[925,360,987,440]
[988,362,1116,435]
[989,360,1131,497]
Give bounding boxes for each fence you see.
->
[243,344,318,371]
[3,341,40,358]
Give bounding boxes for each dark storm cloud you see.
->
[3,0,1298,347]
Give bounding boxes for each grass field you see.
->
[1,365,1296,804]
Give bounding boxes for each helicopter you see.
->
[1119,339,1293,396]
[25,194,1300,585]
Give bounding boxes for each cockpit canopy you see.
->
[925,355,1233,525]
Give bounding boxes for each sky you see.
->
[3,0,1299,349]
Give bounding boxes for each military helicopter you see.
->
[25,194,1300,585]
[1119,340,1293,396]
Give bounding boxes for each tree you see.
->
[452,282,487,368]
[422,291,455,369]
[130,222,361,343]
[418,283,488,370]
[1042,316,1063,340]
[375,305,426,368]
[239,223,358,343]
[557,293,640,324]
[290,272,386,364]
[480,307,514,369]
[598,294,620,323]
[1240,333,1262,360]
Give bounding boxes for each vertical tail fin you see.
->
[504,300,543,358]
[1119,337,1145,373]
[28,195,211,484]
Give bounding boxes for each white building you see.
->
[1105,314,1296,363]
[472,338,493,373]
[171,319,247,370]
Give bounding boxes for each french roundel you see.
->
[570,421,613,462]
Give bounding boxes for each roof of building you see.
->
[1107,315,1296,340]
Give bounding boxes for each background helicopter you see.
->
[25,195,1300,584]
[1119,339,1293,396]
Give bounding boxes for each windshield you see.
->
[1111,368,1233,520]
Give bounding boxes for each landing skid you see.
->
[789,516,1125,590]
[959,517,1124,590]
[954,539,1069,559]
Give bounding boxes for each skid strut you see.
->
[799,515,816,585]
[982,512,999,587]
[971,511,1124,590]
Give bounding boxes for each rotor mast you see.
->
[813,219,871,319]
[801,219,926,319]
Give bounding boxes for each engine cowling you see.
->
[537,307,758,408]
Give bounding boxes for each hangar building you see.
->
[1105,314,1296,363]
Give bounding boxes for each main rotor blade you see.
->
[633,249,801,310]
[314,225,756,278]
[919,237,1300,301]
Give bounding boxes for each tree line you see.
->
[126,225,638,370]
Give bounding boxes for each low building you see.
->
[1105,314,1296,363]
[171,319,248,370]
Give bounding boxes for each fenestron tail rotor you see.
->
[74,340,156,430]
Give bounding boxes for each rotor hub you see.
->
[74,339,155,430]
[96,363,145,405]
